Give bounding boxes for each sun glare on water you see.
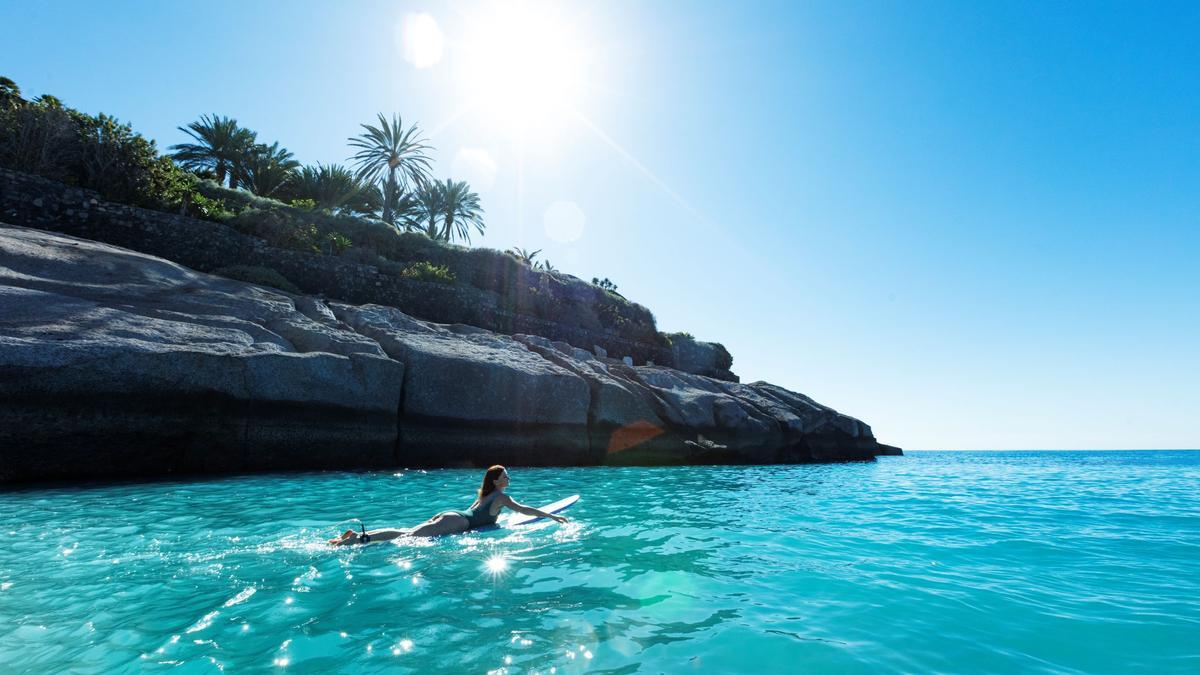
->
[484,554,510,575]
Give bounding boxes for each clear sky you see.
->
[2,1,1197,449]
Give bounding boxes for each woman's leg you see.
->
[408,513,471,537]
[362,528,408,543]
[328,527,413,546]
[329,512,470,545]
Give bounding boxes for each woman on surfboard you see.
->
[328,465,568,545]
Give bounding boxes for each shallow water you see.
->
[2,451,1198,673]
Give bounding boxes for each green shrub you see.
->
[229,208,320,252]
[0,78,667,349]
[197,193,661,342]
[146,157,198,212]
[327,232,352,255]
[400,261,456,284]
[0,95,175,208]
[212,265,301,294]
[287,224,321,253]
[598,303,628,330]
[191,192,233,221]
[194,179,281,214]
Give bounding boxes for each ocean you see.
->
[2,451,1197,673]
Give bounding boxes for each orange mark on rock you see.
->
[607,420,664,454]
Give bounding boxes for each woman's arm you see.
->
[502,494,569,523]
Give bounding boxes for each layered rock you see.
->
[0,223,899,482]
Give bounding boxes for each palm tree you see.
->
[0,76,22,109]
[288,163,372,212]
[339,181,383,219]
[539,259,558,273]
[34,94,63,109]
[348,113,432,224]
[362,179,422,228]
[170,114,257,188]
[386,189,424,230]
[412,179,485,243]
[508,247,541,266]
[414,180,445,238]
[437,179,485,244]
[238,142,299,197]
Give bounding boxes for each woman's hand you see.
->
[552,515,569,523]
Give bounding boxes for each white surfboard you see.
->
[506,494,580,526]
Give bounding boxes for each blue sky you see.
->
[2,1,1197,449]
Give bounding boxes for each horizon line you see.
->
[902,448,1200,452]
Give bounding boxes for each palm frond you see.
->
[347,113,434,223]
[287,163,370,212]
[169,114,256,187]
[438,179,485,244]
[508,247,541,265]
[238,141,299,197]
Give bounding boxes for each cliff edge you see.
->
[0,223,899,483]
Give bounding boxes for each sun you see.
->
[457,4,589,137]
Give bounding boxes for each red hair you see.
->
[479,465,506,498]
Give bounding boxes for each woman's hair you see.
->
[479,465,506,498]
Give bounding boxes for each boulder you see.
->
[0,222,899,482]
[332,304,593,466]
[0,226,402,481]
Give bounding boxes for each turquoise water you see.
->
[2,451,1198,673]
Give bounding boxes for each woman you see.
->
[328,465,568,545]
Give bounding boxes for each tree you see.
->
[362,179,423,228]
[509,247,541,265]
[385,190,424,230]
[238,141,299,197]
[414,179,445,238]
[33,94,63,109]
[539,259,558,273]
[348,113,432,224]
[170,114,256,188]
[0,76,22,109]
[77,112,161,204]
[411,178,485,243]
[287,163,374,212]
[592,277,619,293]
[437,179,485,244]
[0,91,182,208]
[0,95,78,178]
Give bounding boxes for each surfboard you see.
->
[505,494,580,526]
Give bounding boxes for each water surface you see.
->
[2,451,1198,672]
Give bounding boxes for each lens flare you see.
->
[398,13,444,68]
[484,554,510,575]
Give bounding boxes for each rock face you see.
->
[0,223,899,482]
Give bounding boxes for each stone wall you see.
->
[0,167,676,366]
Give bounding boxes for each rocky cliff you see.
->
[0,223,899,482]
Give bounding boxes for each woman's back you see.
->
[464,490,503,528]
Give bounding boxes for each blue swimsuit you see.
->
[450,491,502,529]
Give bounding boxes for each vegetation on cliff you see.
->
[0,76,735,369]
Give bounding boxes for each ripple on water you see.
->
[2,452,1200,672]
